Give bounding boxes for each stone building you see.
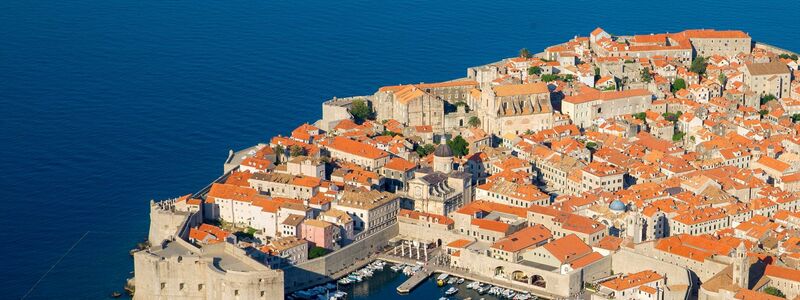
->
[324,136,391,171]
[406,145,473,216]
[332,189,399,233]
[679,29,751,58]
[743,61,791,98]
[473,82,554,136]
[373,80,477,132]
[561,87,652,128]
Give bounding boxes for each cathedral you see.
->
[406,144,473,216]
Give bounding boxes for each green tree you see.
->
[467,116,481,128]
[633,112,647,121]
[718,72,727,85]
[562,74,574,82]
[289,145,306,157]
[759,109,769,116]
[541,74,560,82]
[415,144,436,157]
[671,78,687,93]
[350,99,373,124]
[761,94,777,105]
[640,67,652,83]
[690,56,708,74]
[446,136,469,157]
[381,130,399,137]
[792,114,800,123]
[519,48,532,58]
[672,131,686,142]
[309,246,331,259]
[663,111,682,122]
[273,145,285,162]
[528,66,542,75]
[585,142,598,150]
[779,53,798,61]
[764,286,786,298]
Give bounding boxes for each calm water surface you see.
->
[2,0,800,298]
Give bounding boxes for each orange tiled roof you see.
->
[490,225,552,252]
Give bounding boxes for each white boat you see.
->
[503,289,516,298]
[445,287,458,295]
[329,291,347,300]
[437,273,450,281]
[456,278,465,284]
[337,278,351,285]
[476,285,489,294]
[466,281,478,289]
[439,298,448,300]
[447,277,457,285]
[488,286,500,295]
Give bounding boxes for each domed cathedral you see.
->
[433,144,454,174]
[406,144,474,216]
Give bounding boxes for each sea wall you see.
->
[397,221,464,246]
[755,42,799,57]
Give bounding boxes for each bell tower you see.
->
[732,242,749,289]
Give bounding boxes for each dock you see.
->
[396,268,432,293]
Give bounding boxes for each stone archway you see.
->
[494,266,506,278]
[531,275,546,288]
[511,270,528,283]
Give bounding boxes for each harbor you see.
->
[287,253,553,300]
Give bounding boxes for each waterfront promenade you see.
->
[378,251,564,300]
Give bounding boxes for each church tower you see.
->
[732,242,750,289]
[626,209,644,244]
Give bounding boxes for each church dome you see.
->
[609,200,626,212]
[433,144,453,157]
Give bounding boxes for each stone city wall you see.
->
[397,221,465,246]
[611,249,692,300]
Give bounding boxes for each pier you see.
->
[396,268,432,293]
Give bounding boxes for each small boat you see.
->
[447,278,457,285]
[437,273,450,281]
[476,285,489,294]
[503,289,516,298]
[330,291,347,300]
[337,278,351,285]
[445,287,458,295]
[110,291,122,298]
[439,298,448,300]
[456,277,465,284]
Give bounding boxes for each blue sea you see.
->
[1,0,799,298]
